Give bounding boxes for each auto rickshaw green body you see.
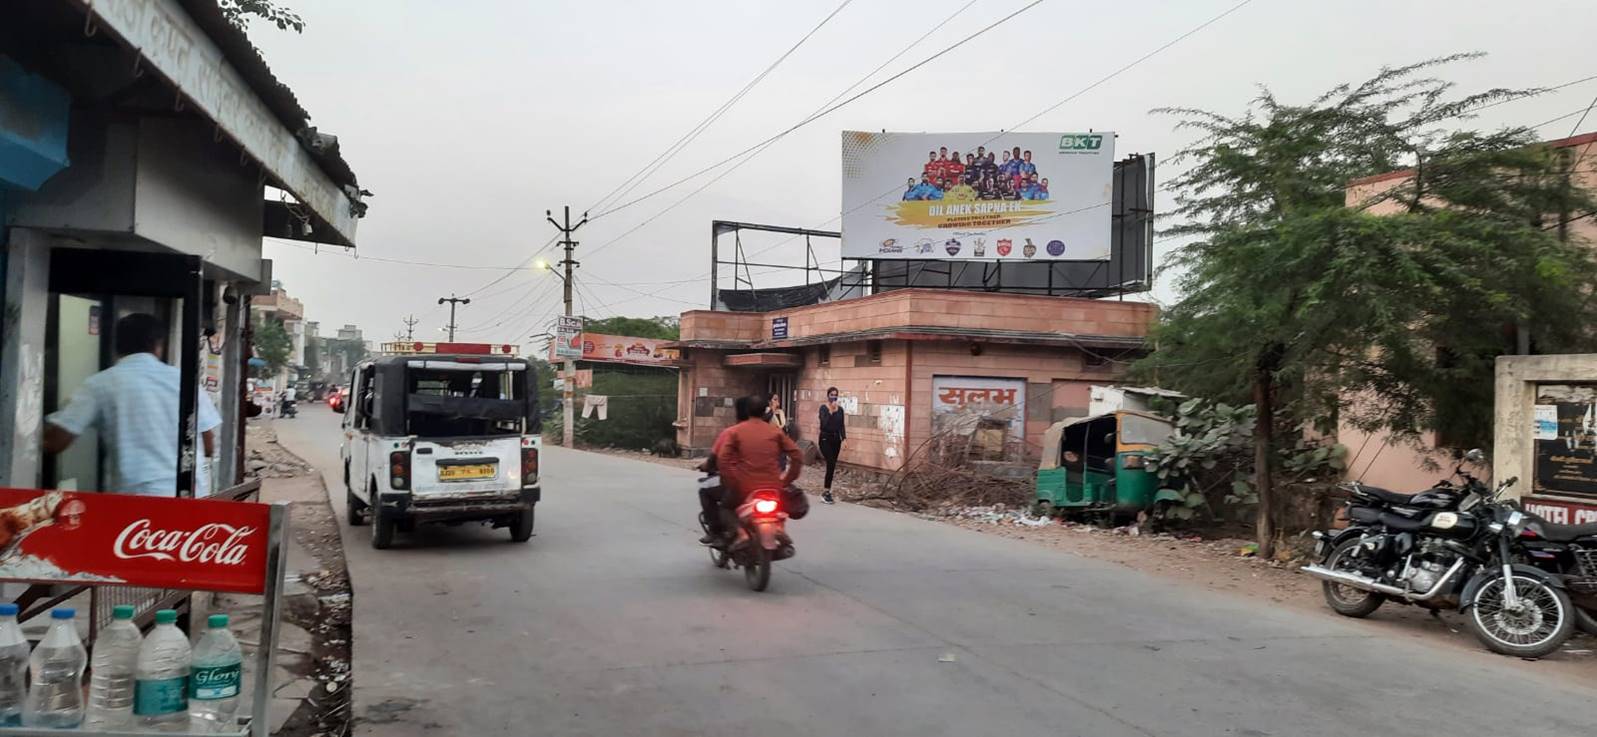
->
[1035,410,1182,519]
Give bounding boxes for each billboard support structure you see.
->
[710,221,847,310]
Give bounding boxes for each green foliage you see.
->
[1138,54,1597,448]
[251,316,291,377]
[581,316,680,341]
[1147,400,1348,522]
[218,0,305,33]
[571,370,677,451]
[1132,55,1597,552]
[1146,400,1256,520]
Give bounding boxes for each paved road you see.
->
[275,406,1594,736]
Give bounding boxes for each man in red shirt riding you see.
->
[715,392,802,542]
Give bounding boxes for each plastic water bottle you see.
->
[24,608,86,728]
[85,604,142,729]
[135,609,191,731]
[189,614,243,733]
[0,603,30,727]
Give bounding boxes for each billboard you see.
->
[547,333,679,366]
[841,131,1115,261]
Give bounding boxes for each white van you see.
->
[336,351,541,548]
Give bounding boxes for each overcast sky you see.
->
[250,0,1596,347]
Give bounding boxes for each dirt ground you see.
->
[248,423,354,737]
[588,446,1597,678]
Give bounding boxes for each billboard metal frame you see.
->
[708,154,1154,310]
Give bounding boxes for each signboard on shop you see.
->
[1522,496,1597,525]
[930,376,1026,440]
[840,131,1115,262]
[772,317,789,340]
[0,489,272,593]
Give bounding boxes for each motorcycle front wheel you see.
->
[1467,574,1576,658]
[744,547,771,592]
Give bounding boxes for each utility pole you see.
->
[547,205,588,449]
[437,295,470,342]
[401,314,420,341]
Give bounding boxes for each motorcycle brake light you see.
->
[754,498,779,514]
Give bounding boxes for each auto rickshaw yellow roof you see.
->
[1039,410,1174,470]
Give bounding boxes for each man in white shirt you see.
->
[43,313,221,497]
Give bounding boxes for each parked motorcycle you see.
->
[698,481,797,592]
[1304,465,1577,658]
[1515,511,1597,635]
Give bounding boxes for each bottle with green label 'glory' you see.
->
[189,614,243,733]
[134,610,191,732]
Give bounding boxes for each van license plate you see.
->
[439,463,496,481]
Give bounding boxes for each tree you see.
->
[581,316,680,341]
[1135,55,1597,557]
[219,0,305,33]
[253,316,292,376]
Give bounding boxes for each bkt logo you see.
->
[1058,134,1103,152]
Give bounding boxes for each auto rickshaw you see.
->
[1034,410,1183,524]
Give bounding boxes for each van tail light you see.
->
[522,447,539,482]
[390,450,411,490]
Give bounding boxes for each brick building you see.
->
[671,289,1156,472]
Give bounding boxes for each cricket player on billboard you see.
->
[840,131,1115,261]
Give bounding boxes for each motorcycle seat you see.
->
[1524,516,1597,543]
[1349,483,1416,507]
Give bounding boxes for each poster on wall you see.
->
[1532,384,1597,499]
[930,376,1026,440]
[554,316,584,360]
[841,131,1115,262]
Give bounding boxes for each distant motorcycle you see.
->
[1304,455,1576,658]
[279,396,298,418]
[698,476,798,592]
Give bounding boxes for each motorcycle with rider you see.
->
[696,393,807,592]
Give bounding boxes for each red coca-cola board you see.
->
[0,488,271,594]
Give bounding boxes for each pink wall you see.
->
[1339,130,1597,490]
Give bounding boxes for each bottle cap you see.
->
[208,614,229,628]
[0,604,16,617]
[112,605,135,620]
[154,609,177,624]
[51,608,75,620]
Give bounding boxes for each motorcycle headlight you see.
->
[1505,510,1526,535]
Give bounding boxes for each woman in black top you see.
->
[817,387,846,504]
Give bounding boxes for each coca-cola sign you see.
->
[0,488,272,593]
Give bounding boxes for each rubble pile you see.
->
[243,426,314,479]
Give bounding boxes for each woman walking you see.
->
[817,387,846,504]
[769,394,791,471]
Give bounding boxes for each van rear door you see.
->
[400,359,532,498]
[410,435,523,497]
